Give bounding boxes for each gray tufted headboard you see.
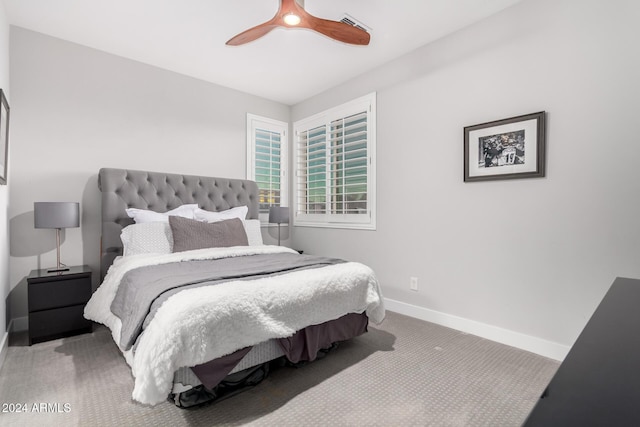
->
[98,168,259,279]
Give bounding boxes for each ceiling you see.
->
[3,0,523,105]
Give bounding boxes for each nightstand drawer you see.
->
[28,276,92,312]
[29,304,91,344]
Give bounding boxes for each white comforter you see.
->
[84,245,385,405]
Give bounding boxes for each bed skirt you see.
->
[170,312,368,408]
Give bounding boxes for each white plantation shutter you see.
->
[294,93,376,229]
[297,124,327,214]
[247,114,288,222]
[330,111,368,215]
[255,128,282,212]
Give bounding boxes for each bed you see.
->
[84,167,385,407]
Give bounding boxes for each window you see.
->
[293,93,376,229]
[246,114,288,223]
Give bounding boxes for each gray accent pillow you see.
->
[169,216,249,252]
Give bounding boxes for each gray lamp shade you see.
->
[268,206,289,224]
[34,202,80,229]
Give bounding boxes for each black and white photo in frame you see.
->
[464,111,545,182]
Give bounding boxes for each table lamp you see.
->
[268,206,289,246]
[34,202,80,272]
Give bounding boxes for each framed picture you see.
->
[0,89,9,185]
[464,111,545,182]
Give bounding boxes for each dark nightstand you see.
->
[27,265,93,345]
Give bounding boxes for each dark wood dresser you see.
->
[27,265,93,345]
[524,277,640,426]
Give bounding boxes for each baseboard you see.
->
[384,298,569,361]
[0,317,29,372]
[0,315,22,371]
[0,329,7,371]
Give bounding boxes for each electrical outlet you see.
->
[410,277,418,291]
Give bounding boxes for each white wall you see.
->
[291,0,640,358]
[6,0,640,361]
[0,0,10,365]
[7,27,289,324]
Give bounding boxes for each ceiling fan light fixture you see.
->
[283,13,301,26]
[226,0,370,46]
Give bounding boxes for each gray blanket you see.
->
[111,253,344,350]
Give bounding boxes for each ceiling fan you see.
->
[226,0,370,46]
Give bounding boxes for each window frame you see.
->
[246,113,288,224]
[293,92,376,230]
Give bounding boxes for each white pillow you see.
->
[244,219,263,246]
[126,204,198,224]
[120,214,263,256]
[120,222,173,256]
[194,206,249,223]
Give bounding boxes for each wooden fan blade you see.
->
[226,21,279,46]
[226,0,370,46]
[302,16,370,46]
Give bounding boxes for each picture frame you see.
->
[464,111,545,182]
[0,89,9,185]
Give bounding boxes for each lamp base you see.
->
[47,266,70,273]
[48,228,69,273]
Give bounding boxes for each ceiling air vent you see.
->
[340,14,371,33]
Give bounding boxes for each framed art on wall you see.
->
[464,111,545,182]
[0,89,9,185]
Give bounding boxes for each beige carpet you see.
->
[0,311,558,426]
